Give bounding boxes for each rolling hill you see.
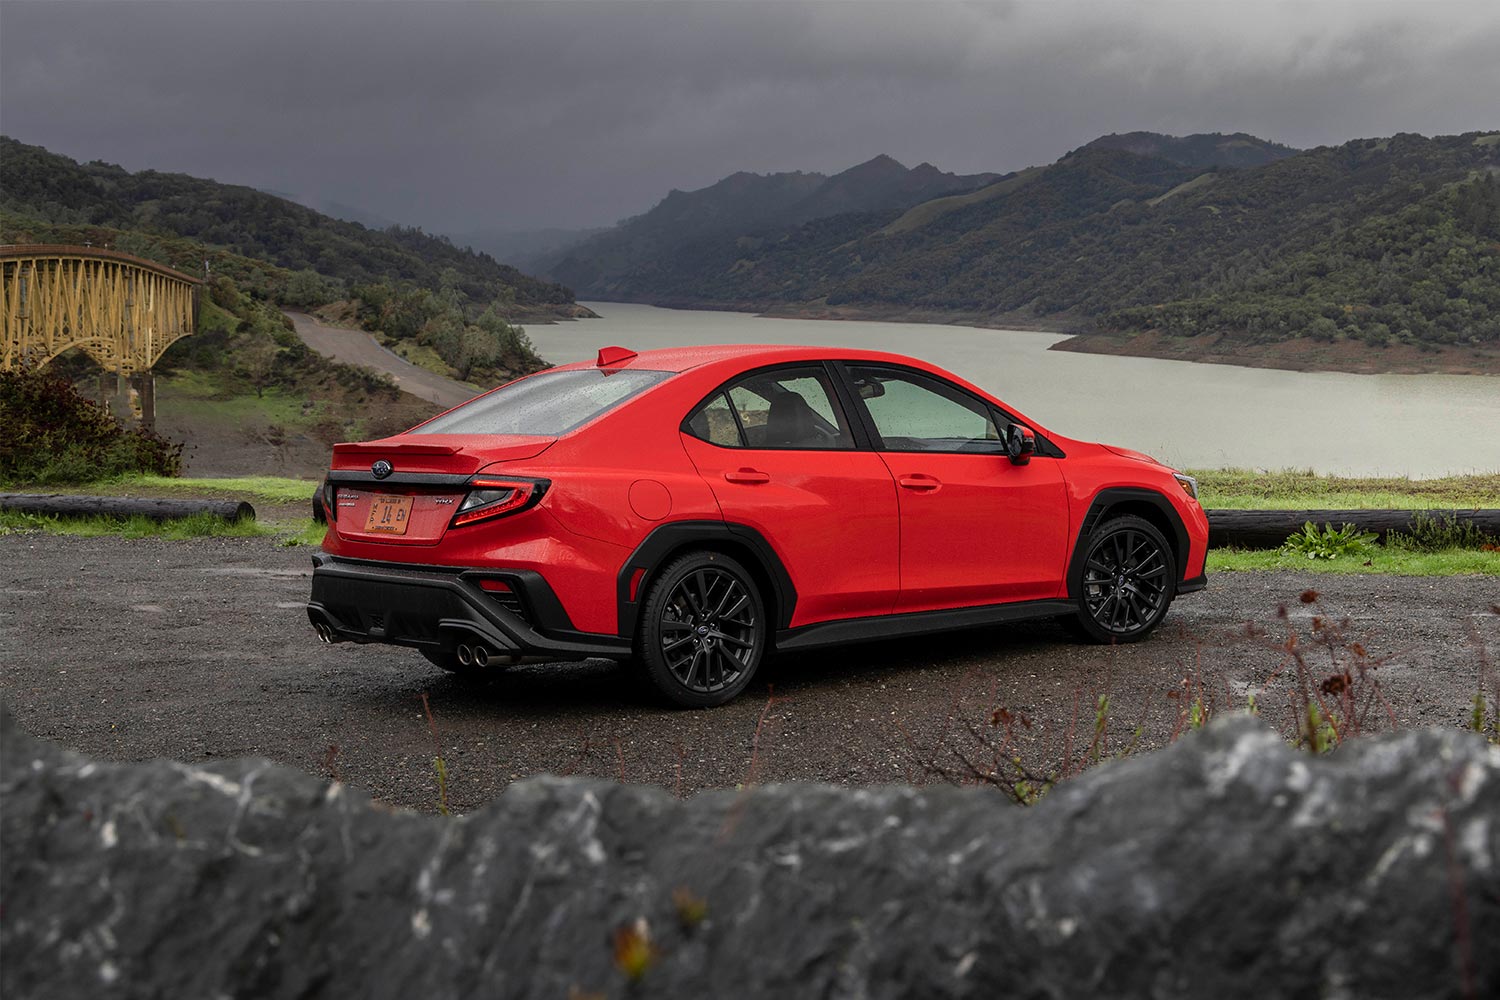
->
[544,155,1000,296]
[542,131,1500,359]
[0,136,579,318]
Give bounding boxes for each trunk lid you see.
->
[330,433,556,475]
[330,486,464,545]
[328,434,555,544]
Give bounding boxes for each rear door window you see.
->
[417,369,672,436]
[684,366,855,450]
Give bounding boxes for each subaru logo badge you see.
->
[371,460,393,479]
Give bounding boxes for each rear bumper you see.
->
[306,554,631,661]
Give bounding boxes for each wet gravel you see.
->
[2,533,1496,813]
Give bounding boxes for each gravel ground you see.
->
[2,533,1496,814]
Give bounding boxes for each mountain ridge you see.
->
[1070,131,1298,169]
[0,136,577,316]
[542,130,1500,361]
[542,154,1000,292]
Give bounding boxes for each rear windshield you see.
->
[416,369,673,436]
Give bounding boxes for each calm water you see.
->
[525,302,1500,478]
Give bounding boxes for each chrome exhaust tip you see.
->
[472,645,490,668]
[314,622,333,644]
[456,643,474,667]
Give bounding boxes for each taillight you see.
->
[321,480,337,522]
[451,477,549,528]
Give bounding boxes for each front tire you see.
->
[1069,515,1176,644]
[637,550,767,707]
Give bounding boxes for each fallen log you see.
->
[0,493,255,523]
[1206,507,1500,549]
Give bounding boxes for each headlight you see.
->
[1173,473,1199,502]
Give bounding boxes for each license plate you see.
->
[364,495,413,534]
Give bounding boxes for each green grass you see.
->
[99,474,319,506]
[0,509,327,544]
[279,518,329,547]
[1197,470,1500,575]
[384,338,476,386]
[0,510,269,539]
[881,167,1045,234]
[157,373,316,428]
[1208,546,1500,575]
[1146,172,1218,207]
[1190,468,1500,510]
[195,296,239,336]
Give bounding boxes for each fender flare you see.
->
[1065,488,1190,598]
[616,521,798,638]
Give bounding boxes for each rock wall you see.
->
[2,706,1496,999]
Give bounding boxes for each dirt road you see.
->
[286,311,477,410]
[2,533,1495,814]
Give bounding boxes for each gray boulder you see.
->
[2,705,1496,999]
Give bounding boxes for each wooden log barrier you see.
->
[0,494,255,523]
[1206,508,1500,550]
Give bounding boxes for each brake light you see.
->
[321,480,337,522]
[451,477,549,528]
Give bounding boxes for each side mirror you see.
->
[1007,424,1035,466]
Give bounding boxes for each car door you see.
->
[841,363,1069,613]
[679,363,900,627]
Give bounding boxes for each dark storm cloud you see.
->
[3,1,1498,233]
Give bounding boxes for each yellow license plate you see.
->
[364,495,413,534]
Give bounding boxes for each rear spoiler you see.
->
[332,442,462,458]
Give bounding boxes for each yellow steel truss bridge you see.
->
[1,244,201,426]
[2,244,201,373]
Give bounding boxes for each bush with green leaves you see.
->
[0,366,183,485]
[351,278,542,381]
[1280,521,1378,560]
[1387,511,1498,552]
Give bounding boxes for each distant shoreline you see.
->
[1048,329,1500,377]
[580,298,1499,377]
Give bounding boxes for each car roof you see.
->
[552,343,923,374]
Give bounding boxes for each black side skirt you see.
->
[775,599,1078,653]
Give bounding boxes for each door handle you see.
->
[897,475,941,491]
[724,468,771,484]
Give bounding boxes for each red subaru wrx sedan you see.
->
[308,345,1209,706]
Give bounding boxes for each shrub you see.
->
[1387,511,1498,552]
[0,366,182,485]
[1281,521,1377,560]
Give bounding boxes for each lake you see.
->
[525,302,1500,478]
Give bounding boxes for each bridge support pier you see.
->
[94,369,157,430]
[131,372,156,433]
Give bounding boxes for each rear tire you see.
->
[637,550,767,707]
[1068,515,1176,644]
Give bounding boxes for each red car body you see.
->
[309,345,1208,705]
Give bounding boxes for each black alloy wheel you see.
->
[638,550,766,707]
[1071,515,1176,643]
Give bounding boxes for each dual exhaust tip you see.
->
[313,620,504,668]
[455,642,492,668]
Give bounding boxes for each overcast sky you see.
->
[3,0,1498,235]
